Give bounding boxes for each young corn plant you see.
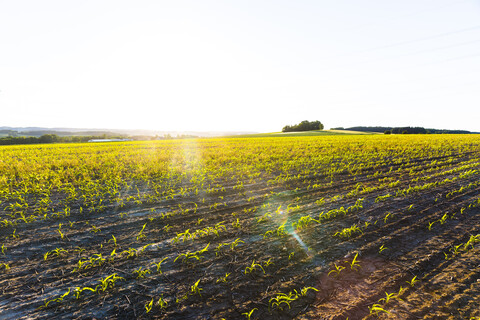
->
[56,223,66,240]
[133,267,151,279]
[406,275,418,287]
[368,304,390,316]
[328,263,345,277]
[378,291,402,304]
[121,247,138,259]
[40,289,71,309]
[269,291,298,311]
[44,248,68,261]
[379,244,388,254]
[96,273,124,293]
[136,223,147,241]
[73,286,97,299]
[242,308,257,320]
[190,279,203,297]
[89,224,101,233]
[348,252,361,270]
[232,218,241,229]
[334,224,363,239]
[174,243,210,264]
[229,238,245,250]
[108,235,117,247]
[216,273,231,284]
[295,286,319,297]
[0,263,10,272]
[153,257,168,274]
[244,260,265,275]
[145,298,154,313]
[157,294,168,310]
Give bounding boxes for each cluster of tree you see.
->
[282,120,324,132]
[332,126,474,134]
[0,134,127,146]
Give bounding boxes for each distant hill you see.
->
[0,127,256,138]
[222,129,372,138]
[331,126,478,134]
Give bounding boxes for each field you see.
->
[1,135,480,319]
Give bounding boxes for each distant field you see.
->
[224,129,375,138]
[1,134,480,319]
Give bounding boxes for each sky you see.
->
[1,0,480,133]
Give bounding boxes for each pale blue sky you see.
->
[1,1,480,132]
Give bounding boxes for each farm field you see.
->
[1,135,480,319]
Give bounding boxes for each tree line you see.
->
[332,126,474,134]
[0,134,123,145]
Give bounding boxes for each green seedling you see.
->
[41,289,70,309]
[1,244,6,255]
[334,224,363,239]
[378,291,402,304]
[263,230,274,239]
[276,222,288,236]
[133,267,151,279]
[108,235,117,247]
[428,221,436,231]
[232,218,241,229]
[56,223,66,239]
[175,243,210,263]
[229,238,244,250]
[153,257,168,274]
[244,260,265,275]
[328,263,345,277]
[242,308,257,320]
[145,298,154,313]
[9,229,19,239]
[294,215,319,230]
[451,244,464,255]
[406,275,418,287]
[44,248,68,261]
[73,286,97,299]
[297,286,319,296]
[383,212,393,223]
[0,263,10,272]
[74,246,85,254]
[215,243,225,256]
[368,304,390,315]
[89,224,101,233]
[269,291,298,310]
[173,229,193,243]
[190,279,203,296]
[136,223,147,241]
[263,258,273,268]
[216,273,231,283]
[96,273,124,293]
[157,294,168,309]
[349,252,361,270]
[379,245,388,254]
[438,213,448,225]
[121,247,138,259]
[288,252,295,260]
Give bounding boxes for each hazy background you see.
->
[1,0,479,132]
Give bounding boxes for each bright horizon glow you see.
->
[1,1,480,133]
